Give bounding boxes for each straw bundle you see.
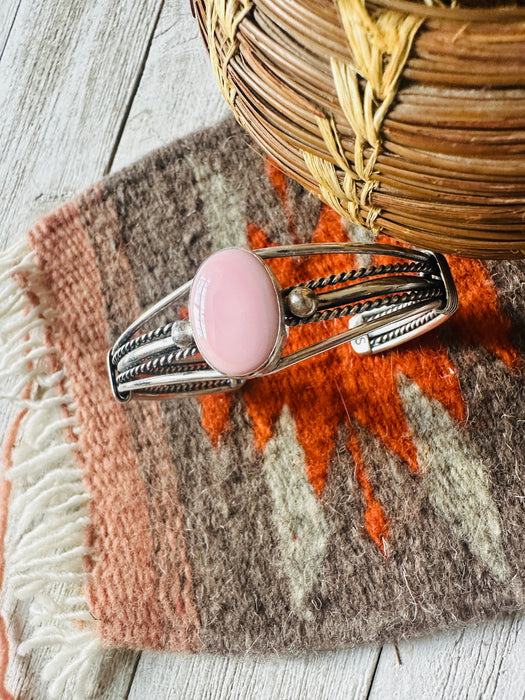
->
[194,0,525,257]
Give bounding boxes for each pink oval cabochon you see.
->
[189,249,282,376]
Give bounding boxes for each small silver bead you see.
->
[171,318,194,348]
[287,286,317,318]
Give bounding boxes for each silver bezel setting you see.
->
[188,249,287,379]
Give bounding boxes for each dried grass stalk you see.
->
[195,0,525,257]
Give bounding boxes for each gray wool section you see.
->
[446,263,525,604]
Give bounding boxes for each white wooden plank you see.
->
[109,3,380,698]
[0,0,162,697]
[108,4,383,695]
[108,2,381,695]
[0,0,21,57]
[0,0,163,249]
[127,647,381,700]
[110,0,229,171]
[368,615,525,700]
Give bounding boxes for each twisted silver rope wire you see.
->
[285,288,443,327]
[112,321,176,365]
[281,261,434,295]
[132,378,233,396]
[117,353,206,385]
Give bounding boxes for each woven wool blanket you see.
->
[1,118,524,697]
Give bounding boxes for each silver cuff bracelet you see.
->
[108,243,458,402]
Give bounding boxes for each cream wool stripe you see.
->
[187,156,249,250]
[398,376,513,585]
[0,241,106,699]
[303,0,422,231]
[262,407,330,621]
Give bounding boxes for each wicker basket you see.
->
[195,0,525,258]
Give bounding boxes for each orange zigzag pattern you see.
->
[199,161,520,553]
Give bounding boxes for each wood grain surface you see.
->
[0,1,524,698]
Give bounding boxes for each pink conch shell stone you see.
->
[189,248,282,376]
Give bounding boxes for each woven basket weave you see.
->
[195,0,525,258]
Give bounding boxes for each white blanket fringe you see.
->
[0,239,104,699]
